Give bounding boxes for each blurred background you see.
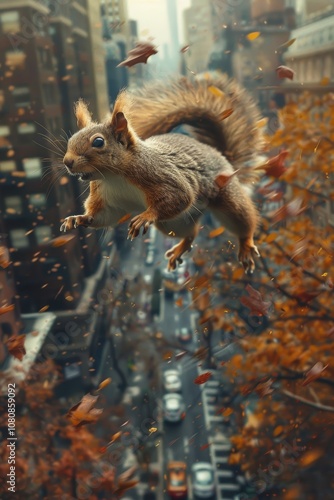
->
[0,1,334,499]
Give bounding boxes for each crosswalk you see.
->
[198,370,241,500]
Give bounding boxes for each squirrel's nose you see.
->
[63,155,74,169]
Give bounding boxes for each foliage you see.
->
[190,92,334,499]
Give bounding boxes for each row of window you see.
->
[10,226,52,249]
[4,193,47,213]
[0,158,42,178]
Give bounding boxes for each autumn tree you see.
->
[189,92,334,499]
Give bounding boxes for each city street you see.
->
[98,229,242,500]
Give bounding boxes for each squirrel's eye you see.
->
[92,137,104,148]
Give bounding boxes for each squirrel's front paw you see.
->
[60,215,94,232]
[128,211,154,240]
[238,238,260,274]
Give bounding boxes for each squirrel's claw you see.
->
[238,243,260,274]
[128,213,153,240]
[60,215,94,232]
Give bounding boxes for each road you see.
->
[100,229,242,499]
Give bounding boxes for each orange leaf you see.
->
[266,233,278,243]
[117,213,132,224]
[67,394,103,427]
[0,304,15,316]
[97,377,112,391]
[6,334,26,361]
[208,85,225,98]
[219,108,234,120]
[246,31,261,41]
[320,76,330,86]
[279,38,296,49]
[110,431,122,443]
[51,234,75,247]
[208,226,225,238]
[222,407,233,417]
[39,305,50,312]
[273,425,284,437]
[300,449,323,467]
[215,170,239,188]
[175,297,183,307]
[302,362,328,386]
[180,44,190,53]
[194,372,212,385]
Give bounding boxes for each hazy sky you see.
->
[127,0,191,46]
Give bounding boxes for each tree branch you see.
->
[281,389,334,412]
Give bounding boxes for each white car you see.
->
[162,393,185,423]
[191,462,215,498]
[163,369,182,393]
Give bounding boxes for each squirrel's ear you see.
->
[74,99,92,129]
[110,111,136,147]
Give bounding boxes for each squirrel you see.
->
[60,75,264,273]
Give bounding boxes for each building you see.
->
[0,1,110,314]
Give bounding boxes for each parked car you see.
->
[176,327,192,343]
[163,369,182,393]
[162,393,185,423]
[145,249,155,265]
[166,461,188,498]
[191,462,215,498]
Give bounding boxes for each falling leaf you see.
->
[276,65,295,80]
[60,176,69,185]
[110,431,122,443]
[256,150,289,178]
[300,449,323,467]
[97,377,112,391]
[175,351,187,361]
[39,305,50,312]
[208,85,225,98]
[180,44,190,53]
[320,76,330,86]
[148,427,157,434]
[269,197,306,223]
[117,42,158,68]
[0,304,15,315]
[222,407,233,417]
[200,443,211,450]
[51,234,75,247]
[193,346,208,361]
[256,379,274,397]
[117,213,132,224]
[278,38,296,49]
[175,297,183,307]
[215,169,239,188]
[67,394,103,427]
[208,226,225,238]
[273,425,284,437]
[6,334,26,361]
[194,372,212,385]
[301,362,328,386]
[219,108,234,120]
[240,284,271,316]
[256,118,268,128]
[246,31,261,41]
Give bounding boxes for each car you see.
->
[162,393,185,423]
[166,461,188,498]
[163,369,182,393]
[176,327,192,343]
[145,249,155,265]
[191,462,215,498]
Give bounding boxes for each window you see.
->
[0,11,20,33]
[12,86,30,108]
[35,226,52,244]
[5,196,23,214]
[0,160,15,173]
[18,123,36,135]
[5,50,26,68]
[29,193,47,209]
[10,229,29,249]
[22,158,42,178]
[0,126,10,137]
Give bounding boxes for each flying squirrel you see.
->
[60,76,265,273]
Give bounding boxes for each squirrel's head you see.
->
[63,96,137,181]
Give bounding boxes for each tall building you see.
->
[166,0,180,73]
[0,1,114,394]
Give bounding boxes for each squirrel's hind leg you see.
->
[164,224,200,271]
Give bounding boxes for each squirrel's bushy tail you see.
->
[121,75,265,184]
